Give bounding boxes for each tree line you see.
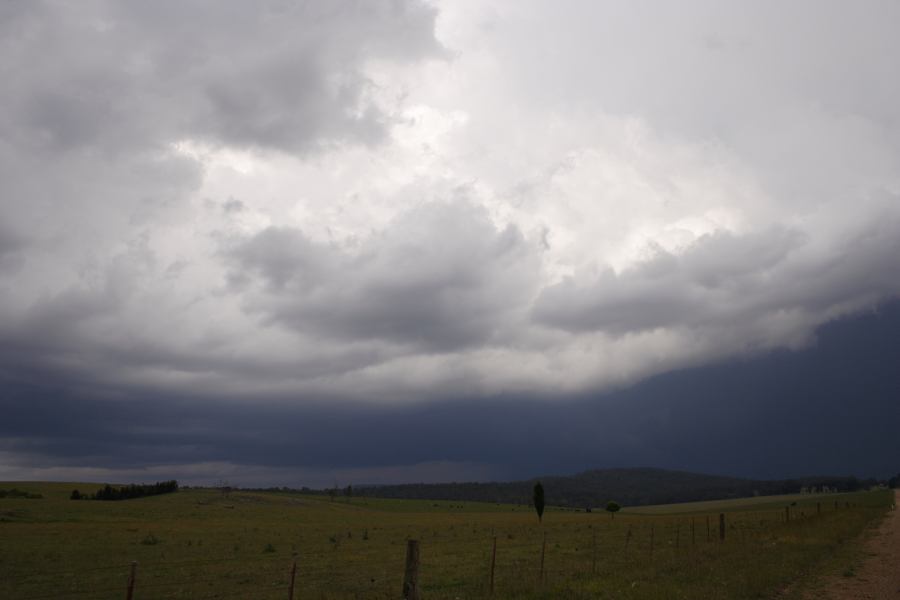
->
[0,488,42,499]
[71,480,179,501]
[349,468,889,509]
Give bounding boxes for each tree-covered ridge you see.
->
[71,480,179,501]
[352,468,881,508]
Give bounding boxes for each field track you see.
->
[804,489,900,599]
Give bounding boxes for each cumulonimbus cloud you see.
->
[1,0,899,409]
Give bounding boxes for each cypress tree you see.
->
[533,482,545,523]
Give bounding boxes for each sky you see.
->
[1,1,899,487]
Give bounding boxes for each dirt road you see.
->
[804,490,900,599]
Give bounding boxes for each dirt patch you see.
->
[804,490,900,599]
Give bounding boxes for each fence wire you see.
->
[4,498,888,600]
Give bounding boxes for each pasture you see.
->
[0,482,893,599]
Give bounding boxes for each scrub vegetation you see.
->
[0,481,892,599]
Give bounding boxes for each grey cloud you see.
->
[0,224,24,268]
[774,210,900,314]
[222,197,245,214]
[533,228,807,335]
[228,201,541,351]
[1,0,443,154]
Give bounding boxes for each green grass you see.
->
[623,491,859,515]
[0,481,892,599]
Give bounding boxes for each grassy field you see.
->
[0,481,892,599]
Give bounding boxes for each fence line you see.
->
[8,496,889,600]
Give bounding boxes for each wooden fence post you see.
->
[539,532,546,585]
[691,517,696,546]
[591,528,597,575]
[817,502,821,515]
[402,539,420,600]
[490,536,497,595]
[706,515,710,542]
[785,506,790,522]
[675,523,680,549]
[288,555,297,600]
[719,513,725,542]
[625,525,632,550]
[649,524,654,557]
[126,561,137,600]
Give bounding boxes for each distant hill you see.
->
[353,468,874,508]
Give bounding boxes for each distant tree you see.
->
[96,484,114,500]
[344,484,353,499]
[533,482,545,523]
[219,481,232,498]
[606,501,621,519]
[70,490,81,500]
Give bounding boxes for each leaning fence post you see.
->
[719,513,725,542]
[125,561,137,600]
[402,539,420,600]
[785,506,790,522]
[288,554,297,600]
[489,536,497,595]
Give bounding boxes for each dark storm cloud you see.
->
[226,201,540,351]
[2,302,898,483]
[0,0,443,154]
